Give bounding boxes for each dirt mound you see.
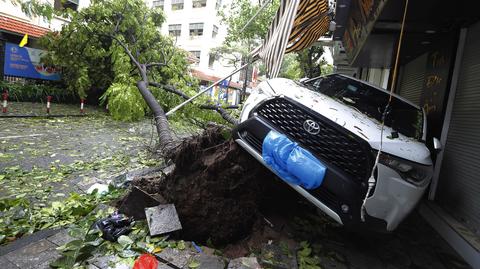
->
[133,126,272,245]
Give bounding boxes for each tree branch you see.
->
[146,62,167,69]
[109,34,146,81]
[148,82,190,100]
[200,104,239,125]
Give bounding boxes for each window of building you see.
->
[171,0,184,10]
[152,0,164,9]
[212,25,218,38]
[190,51,201,64]
[215,0,222,9]
[168,24,182,37]
[54,0,78,11]
[189,23,204,37]
[192,0,207,8]
[208,54,216,68]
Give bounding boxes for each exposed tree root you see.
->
[133,126,272,245]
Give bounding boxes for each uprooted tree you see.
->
[40,0,229,125]
[41,0,272,244]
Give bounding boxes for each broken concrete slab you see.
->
[189,253,226,269]
[118,186,161,220]
[145,204,182,236]
[227,257,261,269]
[156,248,196,269]
[259,243,298,269]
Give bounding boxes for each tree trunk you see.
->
[136,80,176,156]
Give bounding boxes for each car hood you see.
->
[264,78,432,165]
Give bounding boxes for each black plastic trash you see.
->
[95,212,133,242]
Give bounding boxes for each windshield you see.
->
[303,75,423,140]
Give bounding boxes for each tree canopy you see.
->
[40,0,214,122]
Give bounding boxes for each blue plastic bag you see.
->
[262,131,326,189]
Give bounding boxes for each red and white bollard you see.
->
[2,92,8,113]
[46,95,52,114]
[80,99,85,114]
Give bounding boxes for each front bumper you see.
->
[233,116,389,230]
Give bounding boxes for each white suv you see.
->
[233,74,434,231]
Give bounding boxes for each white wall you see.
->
[0,0,91,32]
[146,0,239,81]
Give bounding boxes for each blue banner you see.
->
[4,42,60,81]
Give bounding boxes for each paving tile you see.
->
[92,255,130,269]
[228,257,261,269]
[190,253,226,269]
[145,204,182,235]
[46,229,74,246]
[4,239,60,269]
[156,248,196,269]
[0,256,19,269]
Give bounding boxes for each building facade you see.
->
[332,0,480,267]
[1,0,241,103]
[147,0,241,86]
[0,0,88,81]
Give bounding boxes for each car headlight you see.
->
[377,152,433,186]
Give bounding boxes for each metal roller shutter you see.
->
[437,21,480,236]
[398,53,427,105]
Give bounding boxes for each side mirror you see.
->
[433,137,442,152]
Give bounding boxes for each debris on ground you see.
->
[227,257,262,269]
[145,204,182,236]
[118,186,162,220]
[111,172,135,188]
[133,253,158,269]
[87,183,110,195]
[95,212,133,242]
[1,115,472,269]
[259,242,298,269]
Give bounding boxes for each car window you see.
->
[304,75,423,140]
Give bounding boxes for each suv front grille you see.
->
[254,97,372,183]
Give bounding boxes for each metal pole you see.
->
[166,63,249,117]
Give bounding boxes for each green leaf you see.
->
[177,240,186,250]
[188,260,201,268]
[118,235,134,247]
[49,255,75,268]
[68,227,85,239]
[62,239,83,251]
[84,237,103,247]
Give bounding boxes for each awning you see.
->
[191,69,242,89]
[252,0,330,78]
[286,0,330,53]
[0,15,50,38]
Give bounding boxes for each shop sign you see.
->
[420,40,454,139]
[4,42,60,81]
[343,0,389,64]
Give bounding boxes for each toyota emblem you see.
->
[303,119,320,135]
